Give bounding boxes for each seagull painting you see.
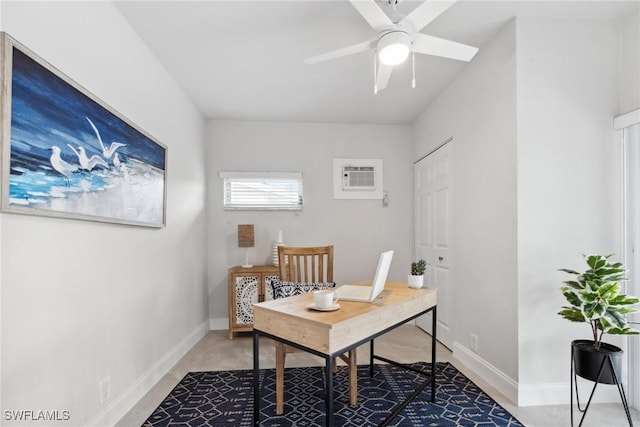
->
[50,145,78,186]
[85,116,126,160]
[113,152,123,172]
[67,144,108,171]
[6,43,166,226]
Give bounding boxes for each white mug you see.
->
[313,290,339,308]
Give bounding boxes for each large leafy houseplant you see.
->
[559,254,640,351]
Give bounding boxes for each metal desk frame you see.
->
[252,305,437,426]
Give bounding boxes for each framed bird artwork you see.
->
[0,32,167,227]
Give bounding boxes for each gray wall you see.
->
[516,16,624,404]
[414,13,637,406]
[619,9,640,114]
[206,120,413,328]
[0,2,208,425]
[413,19,518,396]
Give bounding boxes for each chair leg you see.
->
[348,349,357,406]
[275,342,286,415]
[276,345,357,414]
[337,350,359,406]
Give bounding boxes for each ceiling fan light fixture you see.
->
[377,31,411,66]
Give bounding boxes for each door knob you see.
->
[438,256,444,261]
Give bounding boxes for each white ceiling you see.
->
[114,0,638,125]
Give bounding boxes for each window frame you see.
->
[220,171,304,211]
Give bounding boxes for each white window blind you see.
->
[220,171,303,211]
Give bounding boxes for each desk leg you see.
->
[369,340,375,377]
[253,331,260,426]
[324,355,334,427]
[431,306,437,403]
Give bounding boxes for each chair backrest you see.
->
[277,245,334,283]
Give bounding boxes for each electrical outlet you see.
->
[470,333,478,353]
[99,376,111,405]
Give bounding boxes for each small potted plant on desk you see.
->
[559,254,639,391]
[408,259,426,289]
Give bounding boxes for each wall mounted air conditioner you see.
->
[333,159,383,200]
[342,165,375,190]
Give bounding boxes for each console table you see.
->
[227,265,280,339]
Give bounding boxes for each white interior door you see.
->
[414,142,453,348]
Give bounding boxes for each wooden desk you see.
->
[252,282,437,427]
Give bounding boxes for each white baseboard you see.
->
[88,320,209,427]
[452,341,519,404]
[453,341,624,406]
[209,317,228,331]
[518,376,625,406]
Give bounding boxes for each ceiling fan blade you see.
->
[349,0,395,32]
[376,63,393,92]
[413,33,478,62]
[399,0,457,34]
[304,39,376,64]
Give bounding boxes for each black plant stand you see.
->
[570,344,634,427]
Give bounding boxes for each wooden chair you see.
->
[274,245,358,415]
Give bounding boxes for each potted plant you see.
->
[559,254,640,384]
[408,259,426,289]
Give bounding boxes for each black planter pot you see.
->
[572,339,623,384]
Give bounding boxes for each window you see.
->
[220,171,303,211]
[617,108,640,408]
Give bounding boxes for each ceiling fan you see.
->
[305,0,478,93]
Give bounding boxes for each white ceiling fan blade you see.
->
[413,33,478,62]
[349,0,395,32]
[304,39,376,64]
[376,63,393,92]
[399,0,457,34]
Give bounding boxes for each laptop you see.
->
[336,250,394,302]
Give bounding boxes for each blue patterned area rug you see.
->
[143,362,523,426]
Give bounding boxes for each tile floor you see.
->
[117,325,639,426]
